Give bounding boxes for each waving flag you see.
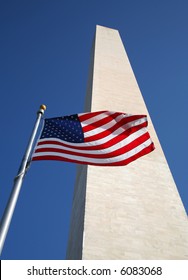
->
[32,111,154,166]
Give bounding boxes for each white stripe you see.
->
[33,127,148,156]
[84,116,147,138]
[32,138,152,164]
[80,111,115,128]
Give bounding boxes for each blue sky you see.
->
[0,0,187,259]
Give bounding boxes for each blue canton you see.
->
[41,114,84,143]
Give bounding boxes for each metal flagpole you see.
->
[0,104,46,256]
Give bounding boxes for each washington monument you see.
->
[66,25,188,259]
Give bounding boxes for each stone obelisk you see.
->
[66,25,188,259]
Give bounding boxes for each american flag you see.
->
[32,111,155,166]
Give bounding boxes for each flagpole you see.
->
[0,104,46,256]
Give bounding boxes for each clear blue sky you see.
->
[0,0,187,259]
